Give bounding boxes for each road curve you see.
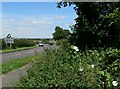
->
[2,44,58,63]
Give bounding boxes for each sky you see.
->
[2,2,77,38]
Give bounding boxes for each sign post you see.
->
[4,34,14,48]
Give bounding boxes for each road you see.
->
[2,63,32,87]
[2,44,58,63]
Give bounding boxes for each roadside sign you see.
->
[4,34,15,47]
[4,37,14,44]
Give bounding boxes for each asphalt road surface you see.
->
[2,63,32,87]
[2,44,58,63]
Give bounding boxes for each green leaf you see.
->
[99,71,104,76]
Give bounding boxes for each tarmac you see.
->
[1,63,32,88]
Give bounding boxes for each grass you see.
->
[0,54,42,74]
[0,46,36,53]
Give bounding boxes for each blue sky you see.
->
[2,2,77,38]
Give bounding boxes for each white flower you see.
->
[91,64,94,68]
[79,67,84,72]
[112,81,118,86]
[73,46,79,51]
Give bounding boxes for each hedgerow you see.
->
[14,39,35,47]
[17,46,120,88]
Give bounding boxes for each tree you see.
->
[1,39,6,49]
[57,2,120,50]
[52,26,70,40]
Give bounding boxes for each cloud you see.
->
[3,17,53,29]
[2,14,74,38]
[2,25,53,38]
[32,20,38,24]
[2,16,54,38]
[56,15,66,20]
[9,19,14,22]
[25,18,52,26]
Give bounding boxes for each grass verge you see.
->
[0,46,37,53]
[0,54,41,74]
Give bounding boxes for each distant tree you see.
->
[52,26,70,40]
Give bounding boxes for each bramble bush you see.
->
[17,45,120,88]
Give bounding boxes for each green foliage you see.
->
[14,39,35,47]
[17,46,120,88]
[1,39,6,49]
[57,2,120,50]
[1,39,36,49]
[1,54,41,74]
[41,39,50,44]
[56,39,69,46]
[34,40,39,45]
[99,9,120,48]
[52,26,70,40]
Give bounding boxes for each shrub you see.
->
[17,47,120,88]
[56,39,69,46]
[41,39,50,44]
